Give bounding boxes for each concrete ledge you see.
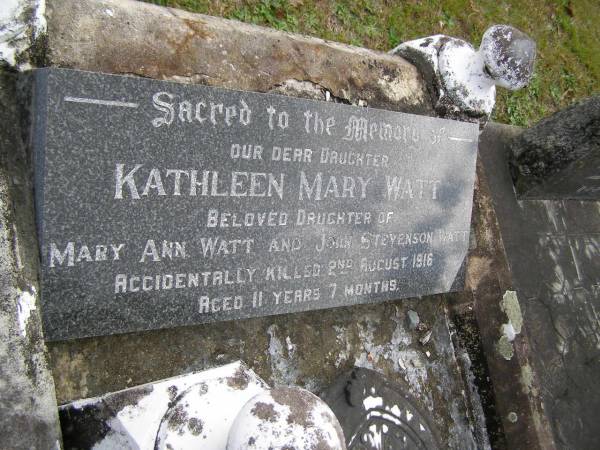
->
[46,0,432,114]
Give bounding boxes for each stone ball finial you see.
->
[480,25,536,90]
[390,24,536,123]
[227,386,346,450]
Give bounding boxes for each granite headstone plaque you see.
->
[32,68,478,341]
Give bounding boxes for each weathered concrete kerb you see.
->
[0,72,62,449]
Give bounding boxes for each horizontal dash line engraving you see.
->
[448,137,474,142]
[64,96,139,108]
[537,232,600,238]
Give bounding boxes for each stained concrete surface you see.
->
[49,298,481,449]
[479,123,600,450]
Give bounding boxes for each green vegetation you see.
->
[144,0,599,126]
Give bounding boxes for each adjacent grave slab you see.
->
[510,96,600,199]
[32,68,478,341]
[480,123,600,450]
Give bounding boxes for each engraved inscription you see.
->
[33,69,479,340]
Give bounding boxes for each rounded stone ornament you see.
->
[227,387,346,450]
[391,24,536,120]
[480,24,536,90]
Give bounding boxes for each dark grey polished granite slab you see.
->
[32,68,478,341]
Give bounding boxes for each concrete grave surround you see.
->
[23,2,482,447]
[480,123,600,450]
[0,72,62,448]
[0,0,576,449]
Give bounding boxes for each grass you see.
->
[143,0,599,127]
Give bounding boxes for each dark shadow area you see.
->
[450,305,507,450]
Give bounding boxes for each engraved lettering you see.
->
[152,92,174,127]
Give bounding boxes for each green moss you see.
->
[496,335,514,360]
[520,364,539,397]
[144,0,599,127]
[500,290,523,334]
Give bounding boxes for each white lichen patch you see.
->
[333,325,351,368]
[285,336,296,357]
[0,0,46,68]
[520,364,539,397]
[266,325,301,385]
[16,287,36,337]
[353,311,430,404]
[377,73,426,105]
[501,290,523,335]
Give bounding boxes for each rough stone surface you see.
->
[227,386,345,450]
[45,0,432,115]
[481,122,600,449]
[510,95,600,199]
[0,0,46,69]
[0,71,61,449]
